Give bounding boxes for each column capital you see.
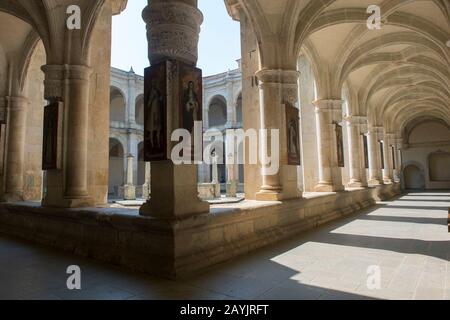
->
[313,99,343,111]
[344,115,367,125]
[368,126,384,133]
[41,64,92,101]
[255,69,300,85]
[142,0,203,65]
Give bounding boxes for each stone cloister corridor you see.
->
[0,192,449,300]
[0,0,449,302]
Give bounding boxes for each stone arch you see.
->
[110,86,126,122]
[108,138,125,196]
[402,161,425,190]
[208,95,227,128]
[135,94,144,126]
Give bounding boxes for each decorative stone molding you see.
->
[313,99,344,111]
[42,65,92,101]
[142,1,203,65]
[255,69,300,106]
[41,65,65,101]
[6,96,28,111]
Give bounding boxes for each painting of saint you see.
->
[363,134,369,169]
[379,141,385,169]
[335,123,345,168]
[42,102,60,170]
[179,63,202,134]
[285,103,301,166]
[144,62,167,161]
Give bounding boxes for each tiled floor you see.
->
[0,191,449,300]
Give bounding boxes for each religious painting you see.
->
[42,102,61,170]
[179,62,202,134]
[379,141,385,169]
[179,62,203,160]
[363,134,369,169]
[144,62,167,162]
[0,103,6,124]
[335,123,345,168]
[285,103,301,166]
[391,146,396,170]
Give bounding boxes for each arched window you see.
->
[110,87,126,122]
[236,92,242,125]
[135,94,144,126]
[208,95,227,128]
[108,138,125,195]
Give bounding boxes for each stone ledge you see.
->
[0,183,401,279]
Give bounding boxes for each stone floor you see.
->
[0,191,449,300]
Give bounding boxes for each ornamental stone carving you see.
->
[142,1,203,65]
[255,69,300,106]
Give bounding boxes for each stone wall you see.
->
[0,184,400,279]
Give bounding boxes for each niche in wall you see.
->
[429,151,450,182]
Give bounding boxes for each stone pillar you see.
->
[211,154,221,198]
[142,162,151,199]
[226,76,236,128]
[124,154,136,200]
[41,64,95,207]
[345,115,365,188]
[313,99,345,192]
[255,69,301,201]
[367,126,383,185]
[2,96,28,202]
[393,137,403,182]
[226,144,238,197]
[140,0,209,218]
[383,133,394,184]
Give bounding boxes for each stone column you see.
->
[124,154,136,200]
[226,76,236,128]
[313,99,345,192]
[226,143,238,197]
[393,137,403,182]
[211,154,221,198]
[345,115,365,188]
[383,132,394,184]
[2,96,28,202]
[367,126,383,185]
[255,69,301,201]
[142,162,151,199]
[41,64,95,208]
[140,0,209,218]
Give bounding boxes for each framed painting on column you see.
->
[335,123,345,168]
[363,134,369,169]
[42,102,62,170]
[144,62,168,162]
[285,103,301,166]
[179,62,203,161]
[379,141,385,170]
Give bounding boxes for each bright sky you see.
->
[111,0,241,77]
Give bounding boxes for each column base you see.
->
[255,187,302,201]
[255,190,283,201]
[383,179,393,184]
[1,192,24,203]
[139,197,210,219]
[123,185,136,201]
[368,179,384,186]
[139,162,210,219]
[347,180,364,188]
[226,181,238,198]
[314,183,345,192]
[42,196,95,208]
